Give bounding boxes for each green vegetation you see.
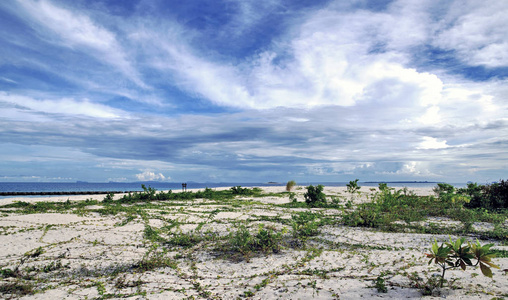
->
[347,179,361,194]
[341,182,508,241]
[221,224,285,260]
[425,237,500,287]
[304,185,326,207]
[286,180,297,191]
[0,181,506,298]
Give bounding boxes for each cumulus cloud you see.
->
[135,171,168,181]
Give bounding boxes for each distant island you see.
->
[364,181,438,183]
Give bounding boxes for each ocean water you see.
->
[0,181,466,194]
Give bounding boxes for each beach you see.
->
[0,186,506,299]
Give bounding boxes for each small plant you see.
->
[304,185,326,207]
[425,237,500,288]
[378,183,389,192]
[406,271,441,296]
[347,179,361,194]
[288,192,297,204]
[103,192,115,203]
[374,275,387,293]
[291,212,321,242]
[286,180,297,192]
[225,224,284,260]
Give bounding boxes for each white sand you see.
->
[0,186,506,299]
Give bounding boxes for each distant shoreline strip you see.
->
[0,191,136,196]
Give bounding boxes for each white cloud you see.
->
[0,92,125,119]
[135,171,168,181]
[396,161,435,177]
[16,0,148,88]
[418,136,449,150]
[432,0,508,68]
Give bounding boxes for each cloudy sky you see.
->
[0,0,507,183]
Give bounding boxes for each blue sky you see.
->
[0,0,507,183]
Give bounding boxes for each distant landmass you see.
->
[364,181,438,183]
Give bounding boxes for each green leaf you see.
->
[459,259,466,271]
[480,262,493,278]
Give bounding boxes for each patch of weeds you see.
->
[0,280,35,297]
[25,246,44,258]
[143,225,166,243]
[167,231,204,249]
[254,277,272,290]
[374,275,388,293]
[406,271,441,296]
[133,247,178,272]
[220,224,285,261]
[343,202,383,228]
[114,275,144,289]
[297,268,329,279]
[291,212,321,244]
[115,214,137,227]
[0,267,16,278]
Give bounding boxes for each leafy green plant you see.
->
[406,271,441,296]
[433,183,455,196]
[103,192,115,203]
[225,224,284,260]
[374,275,387,293]
[291,212,321,242]
[288,192,297,204]
[286,180,297,192]
[228,224,253,258]
[425,237,500,287]
[460,180,508,210]
[304,185,326,207]
[347,179,361,194]
[254,224,283,253]
[342,202,383,227]
[378,183,389,192]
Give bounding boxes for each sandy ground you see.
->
[0,186,506,299]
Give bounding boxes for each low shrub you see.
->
[347,179,361,194]
[225,224,284,260]
[291,212,321,241]
[304,185,326,207]
[286,180,297,192]
[460,180,508,210]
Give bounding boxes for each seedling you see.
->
[425,237,500,287]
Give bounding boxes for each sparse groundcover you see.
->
[0,183,506,298]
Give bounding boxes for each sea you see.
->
[0,181,467,197]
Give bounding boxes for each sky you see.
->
[0,0,507,184]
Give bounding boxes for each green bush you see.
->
[456,180,508,210]
[347,179,361,194]
[378,183,389,192]
[433,183,455,196]
[343,202,383,227]
[304,185,326,207]
[286,180,297,191]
